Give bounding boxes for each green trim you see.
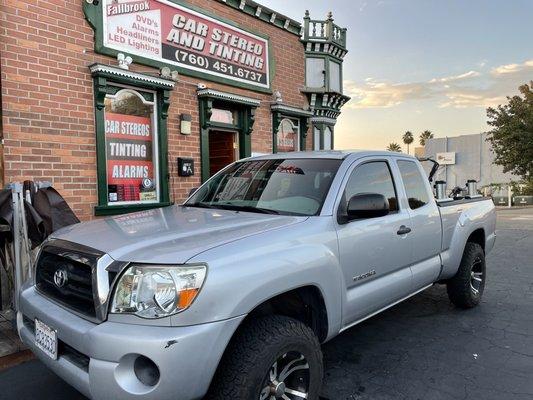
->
[303,50,345,63]
[83,0,274,94]
[222,0,302,36]
[311,122,335,150]
[272,111,310,153]
[95,202,174,217]
[91,68,172,216]
[198,94,256,183]
[197,89,261,107]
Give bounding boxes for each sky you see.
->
[260,0,533,152]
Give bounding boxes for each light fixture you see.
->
[117,53,132,70]
[160,66,171,78]
[160,67,179,81]
[180,114,192,135]
[274,90,283,103]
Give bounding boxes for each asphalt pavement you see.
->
[0,207,532,400]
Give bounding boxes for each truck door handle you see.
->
[397,226,412,235]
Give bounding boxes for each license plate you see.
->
[35,319,58,360]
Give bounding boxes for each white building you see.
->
[423,133,518,201]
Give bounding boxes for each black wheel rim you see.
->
[259,351,310,400]
[470,256,484,296]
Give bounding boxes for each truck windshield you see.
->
[186,159,342,216]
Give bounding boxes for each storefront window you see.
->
[276,118,300,152]
[104,88,159,206]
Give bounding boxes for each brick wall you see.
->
[0,0,309,221]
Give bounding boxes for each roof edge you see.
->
[217,0,303,36]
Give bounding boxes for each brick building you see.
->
[0,0,348,220]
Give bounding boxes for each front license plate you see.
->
[35,319,58,360]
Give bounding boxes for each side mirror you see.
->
[346,193,389,221]
[188,187,199,198]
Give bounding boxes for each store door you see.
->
[209,130,238,176]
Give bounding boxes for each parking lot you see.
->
[0,208,532,400]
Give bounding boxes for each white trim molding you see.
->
[197,88,261,107]
[89,64,176,89]
[311,116,338,125]
[271,103,314,117]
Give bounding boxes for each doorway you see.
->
[208,130,238,176]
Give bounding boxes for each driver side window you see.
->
[344,161,399,212]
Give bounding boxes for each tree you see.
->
[419,130,434,146]
[487,81,533,181]
[387,142,402,152]
[402,131,414,154]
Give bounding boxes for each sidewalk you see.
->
[0,309,32,370]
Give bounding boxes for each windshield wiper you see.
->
[219,205,280,215]
[186,203,219,209]
[187,203,279,214]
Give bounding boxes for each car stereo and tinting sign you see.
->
[105,112,156,203]
[102,0,270,89]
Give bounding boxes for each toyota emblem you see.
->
[53,268,69,288]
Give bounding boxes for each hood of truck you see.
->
[50,205,307,264]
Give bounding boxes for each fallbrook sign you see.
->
[84,0,272,92]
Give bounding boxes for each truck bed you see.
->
[437,197,496,280]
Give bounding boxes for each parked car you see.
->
[18,151,496,400]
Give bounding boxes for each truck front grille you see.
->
[36,250,96,318]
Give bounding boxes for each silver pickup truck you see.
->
[17,151,496,400]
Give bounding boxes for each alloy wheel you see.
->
[470,256,484,296]
[259,351,310,400]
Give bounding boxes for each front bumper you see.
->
[18,285,244,400]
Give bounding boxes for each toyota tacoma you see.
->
[18,151,496,400]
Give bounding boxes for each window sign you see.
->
[277,118,300,152]
[210,108,236,125]
[101,0,270,90]
[104,88,159,206]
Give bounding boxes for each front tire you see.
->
[447,242,486,308]
[206,315,323,400]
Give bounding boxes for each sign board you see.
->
[105,112,157,203]
[101,0,270,90]
[436,152,456,165]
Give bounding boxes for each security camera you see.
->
[197,83,207,90]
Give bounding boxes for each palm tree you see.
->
[386,142,402,152]
[402,131,414,154]
[419,130,434,146]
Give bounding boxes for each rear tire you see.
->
[206,315,323,400]
[447,242,486,308]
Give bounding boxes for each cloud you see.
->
[429,70,480,83]
[345,59,533,109]
[491,60,533,75]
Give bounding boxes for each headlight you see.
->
[111,264,207,319]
